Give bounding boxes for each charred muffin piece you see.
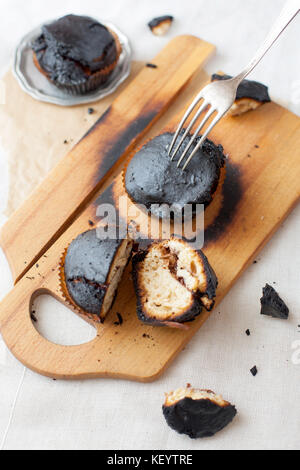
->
[260,284,289,320]
[32,14,121,94]
[132,238,218,328]
[163,387,237,439]
[212,73,271,116]
[125,132,226,218]
[63,229,133,322]
[148,16,174,36]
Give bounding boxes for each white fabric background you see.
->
[0,0,299,451]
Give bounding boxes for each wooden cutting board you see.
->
[0,35,299,382]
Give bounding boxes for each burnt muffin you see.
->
[163,387,237,439]
[148,16,174,36]
[260,284,289,320]
[61,229,133,323]
[32,14,122,94]
[212,73,271,116]
[132,238,218,328]
[125,132,226,219]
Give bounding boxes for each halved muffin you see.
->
[132,238,218,328]
[260,284,289,320]
[61,229,133,323]
[32,14,122,94]
[163,387,237,439]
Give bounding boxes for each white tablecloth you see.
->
[0,0,299,451]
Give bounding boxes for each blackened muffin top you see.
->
[64,230,122,284]
[163,388,237,439]
[64,229,123,315]
[32,14,118,86]
[125,132,226,215]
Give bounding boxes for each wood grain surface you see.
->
[0,36,299,382]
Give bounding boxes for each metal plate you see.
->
[13,19,132,107]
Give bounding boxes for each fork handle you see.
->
[236,0,299,83]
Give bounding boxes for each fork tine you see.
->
[170,100,208,161]
[168,93,204,157]
[182,112,222,171]
[177,107,216,168]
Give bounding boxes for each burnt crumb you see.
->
[163,388,237,439]
[64,140,68,144]
[260,284,289,320]
[63,230,133,321]
[146,63,158,69]
[148,15,174,36]
[88,220,95,227]
[255,145,260,149]
[88,108,95,115]
[250,366,258,377]
[253,260,257,264]
[143,334,151,339]
[36,264,39,268]
[114,314,124,326]
[26,276,35,281]
[245,329,251,336]
[30,312,38,323]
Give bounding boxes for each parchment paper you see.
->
[0,62,143,216]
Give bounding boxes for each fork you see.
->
[169,0,300,170]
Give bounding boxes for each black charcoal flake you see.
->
[260,284,289,320]
[163,388,237,439]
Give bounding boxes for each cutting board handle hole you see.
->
[30,293,97,346]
